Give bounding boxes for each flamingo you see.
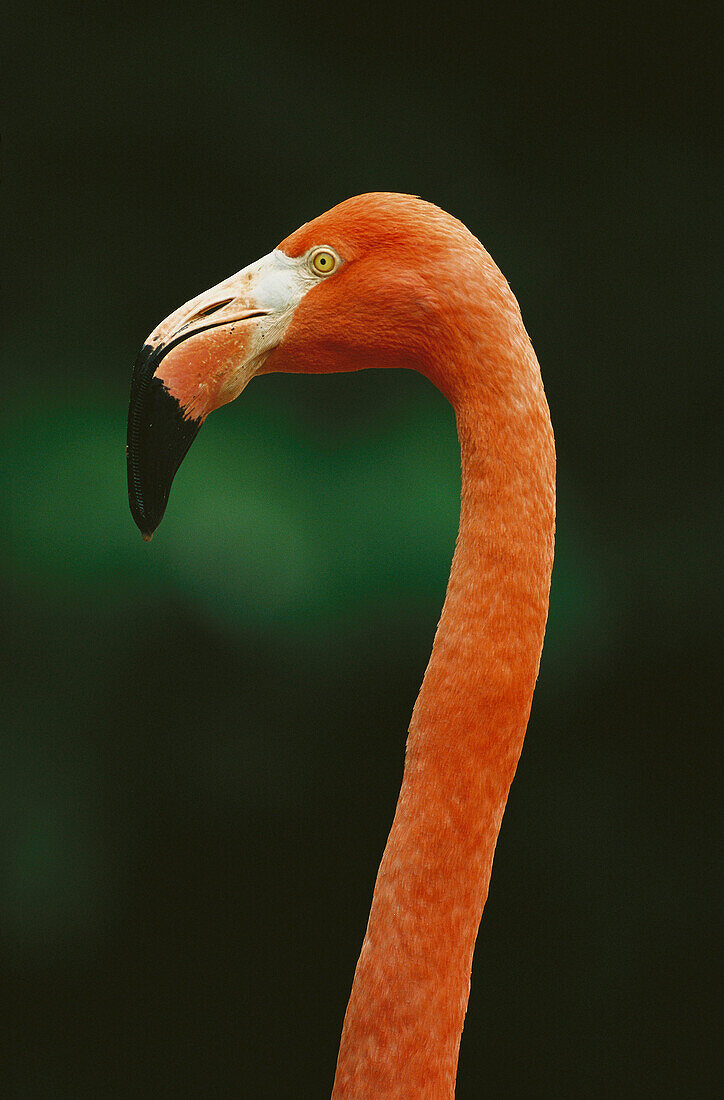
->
[126,193,555,1098]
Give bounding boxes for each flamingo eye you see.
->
[310,248,338,275]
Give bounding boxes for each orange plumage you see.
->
[127,193,556,1097]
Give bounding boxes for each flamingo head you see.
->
[127,192,483,539]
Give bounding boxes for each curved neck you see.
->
[332,300,555,1098]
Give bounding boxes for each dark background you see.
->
[2,2,720,1096]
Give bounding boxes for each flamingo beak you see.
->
[127,335,206,542]
[126,251,300,540]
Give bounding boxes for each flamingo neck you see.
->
[331,301,556,1098]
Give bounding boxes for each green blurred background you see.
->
[2,2,720,1096]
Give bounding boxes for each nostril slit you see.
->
[193,297,235,320]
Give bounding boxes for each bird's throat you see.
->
[332,319,556,1098]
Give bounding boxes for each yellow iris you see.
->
[312,249,336,274]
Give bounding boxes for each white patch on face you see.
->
[242,249,323,358]
[147,246,340,416]
[246,249,316,312]
[231,246,342,380]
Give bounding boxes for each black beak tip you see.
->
[126,462,163,540]
[127,343,203,541]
